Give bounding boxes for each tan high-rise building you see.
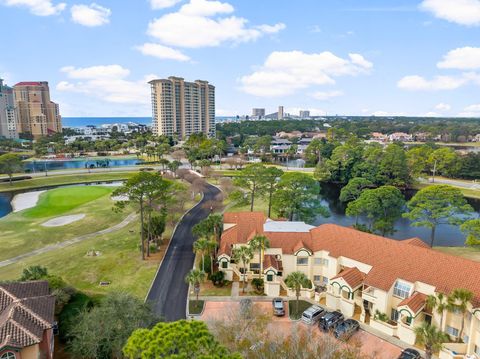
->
[0,79,18,139]
[149,77,215,138]
[13,81,62,138]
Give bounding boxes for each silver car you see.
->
[272,298,285,316]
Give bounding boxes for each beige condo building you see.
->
[13,81,62,138]
[149,77,215,138]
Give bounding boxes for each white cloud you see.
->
[3,0,65,16]
[57,65,154,104]
[434,103,451,111]
[459,104,480,117]
[70,3,111,27]
[370,110,406,117]
[146,0,285,48]
[240,50,373,97]
[437,47,480,70]
[310,90,344,101]
[60,64,130,79]
[397,75,467,91]
[135,43,190,61]
[420,0,480,26]
[150,0,182,9]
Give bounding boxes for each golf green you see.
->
[23,186,113,218]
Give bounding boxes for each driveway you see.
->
[145,182,221,321]
[200,301,402,359]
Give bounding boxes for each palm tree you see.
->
[232,246,254,293]
[414,323,448,359]
[185,269,206,305]
[448,288,474,342]
[249,235,270,279]
[193,238,211,272]
[426,292,448,331]
[285,271,310,315]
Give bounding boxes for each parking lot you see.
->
[199,301,403,359]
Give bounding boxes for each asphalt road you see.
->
[145,182,221,321]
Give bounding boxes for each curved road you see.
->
[146,183,221,321]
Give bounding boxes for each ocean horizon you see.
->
[62,117,151,127]
[62,116,237,128]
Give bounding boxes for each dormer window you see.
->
[393,281,411,299]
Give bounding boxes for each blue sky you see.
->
[1,0,480,118]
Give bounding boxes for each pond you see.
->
[23,157,143,172]
[315,183,480,247]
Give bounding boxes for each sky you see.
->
[1,0,480,118]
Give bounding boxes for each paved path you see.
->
[231,282,239,297]
[145,183,222,321]
[0,212,137,268]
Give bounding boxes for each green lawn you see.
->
[189,300,205,315]
[0,180,199,299]
[0,215,158,298]
[0,186,126,261]
[23,186,113,218]
[434,246,480,262]
[0,172,135,192]
[288,299,312,320]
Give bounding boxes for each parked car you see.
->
[319,311,344,332]
[301,305,325,325]
[272,298,285,316]
[333,319,360,340]
[397,348,422,359]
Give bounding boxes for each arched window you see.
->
[1,352,16,359]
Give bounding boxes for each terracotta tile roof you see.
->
[220,212,480,306]
[398,292,427,315]
[264,255,283,271]
[331,267,366,289]
[0,281,55,351]
[14,82,43,87]
[293,240,310,253]
[401,238,430,249]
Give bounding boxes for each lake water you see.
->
[24,158,142,172]
[315,183,480,247]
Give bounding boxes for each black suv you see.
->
[333,319,360,340]
[318,311,344,332]
[397,348,422,359]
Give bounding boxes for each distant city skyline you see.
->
[1,0,480,118]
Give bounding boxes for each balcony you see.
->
[362,287,377,303]
[439,343,467,359]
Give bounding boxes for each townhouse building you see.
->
[218,212,480,358]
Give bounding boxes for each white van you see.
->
[301,305,325,325]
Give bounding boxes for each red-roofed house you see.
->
[218,212,480,357]
[0,281,56,359]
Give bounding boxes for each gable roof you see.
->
[331,267,366,290]
[398,292,427,315]
[0,281,55,350]
[220,212,480,306]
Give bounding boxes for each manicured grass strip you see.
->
[434,246,480,262]
[23,186,113,218]
[288,299,312,320]
[0,172,135,192]
[189,300,205,315]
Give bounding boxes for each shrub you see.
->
[204,255,212,275]
[251,278,264,292]
[374,310,389,322]
[20,265,48,281]
[210,271,225,287]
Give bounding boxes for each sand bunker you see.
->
[41,214,86,227]
[11,191,46,212]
